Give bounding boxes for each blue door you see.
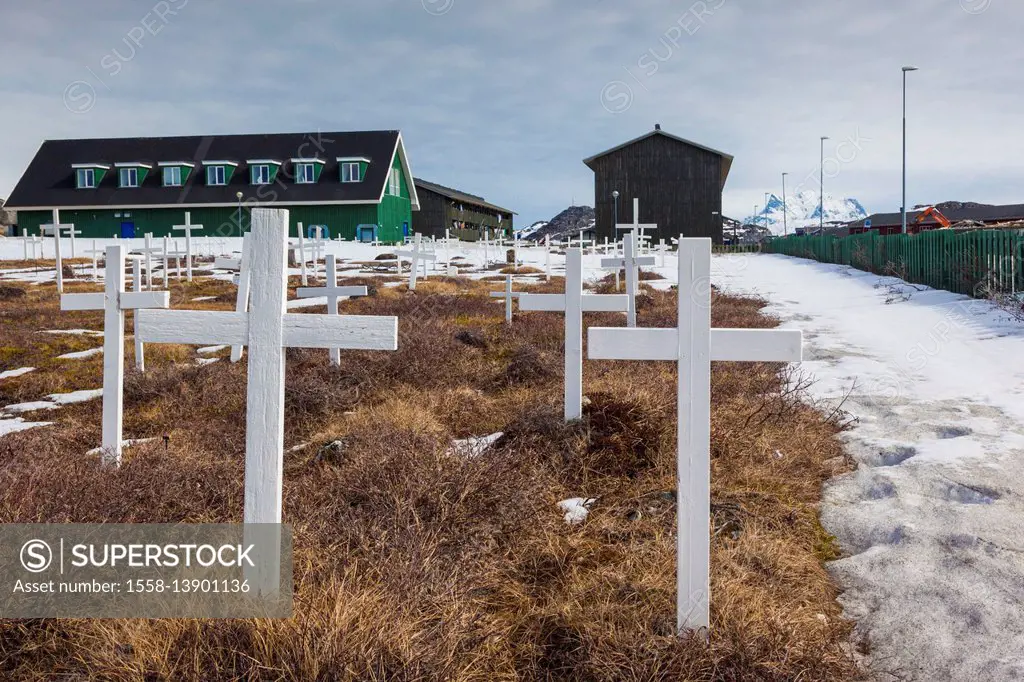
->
[402,222,409,237]
[120,222,136,238]
[357,225,377,242]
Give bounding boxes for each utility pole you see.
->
[902,66,919,234]
[782,172,789,236]
[819,136,829,232]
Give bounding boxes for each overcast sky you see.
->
[0,0,1019,225]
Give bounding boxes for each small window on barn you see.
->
[119,167,139,188]
[76,168,95,189]
[341,162,361,183]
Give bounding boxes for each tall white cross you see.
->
[544,235,552,281]
[230,235,252,363]
[601,232,656,327]
[489,275,524,324]
[295,253,369,365]
[293,222,310,286]
[128,257,148,371]
[43,209,76,294]
[60,245,170,466]
[21,235,42,261]
[616,198,658,252]
[588,238,803,632]
[136,209,398,532]
[519,249,628,421]
[172,212,204,282]
[133,233,163,291]
[395,234,436,291]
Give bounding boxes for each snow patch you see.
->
[0,367,35,380]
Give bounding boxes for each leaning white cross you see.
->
[490,275,524,324]
[395,234,436,291]
[136,209,398,534]
[60,244,170,466]
[588,238,803,633]
[172,212,204,282]
[295,253,369,365]
[519,248,628,421]
[133,233,163,291]
[601,232,655,328]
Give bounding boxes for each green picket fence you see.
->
[764,230,1024,297]
[713,244,762,254]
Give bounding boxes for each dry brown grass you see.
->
[0,272,859,681]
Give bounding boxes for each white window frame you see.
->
[251,164,271,185]
[341,162,360,183]
[163,165,182,187]
[76,168,95,189]
[296,163,317,184]
[119,167,139,188]
[207,165,226,186]
[389,168,401,196]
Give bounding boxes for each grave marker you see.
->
[601,232,656,327]
[588,238,803,632]
[295,253,369,365]
[60,245,170,465]
[136,209,398,536]
[519,249,628,420]
[395,234,436,291]
[489,275,524,324]
[172,212,203,282]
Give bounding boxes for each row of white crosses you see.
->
[42,209,79,293]
[601,232,655,327]
[172,212,204,282]
[395,234,436,291]
[589,237,803,632]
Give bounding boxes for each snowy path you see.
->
[713,254,1024,681]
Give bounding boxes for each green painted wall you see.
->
[17,202,407,243]
[376,151,412,241]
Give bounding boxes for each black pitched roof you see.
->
[6,130,413,209]
[412,177,516,216]
[849,202,1024,228]
[582,126,734,189]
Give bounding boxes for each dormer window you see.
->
[291,158,325,184]
[202,160,238,186]
[247,159,281,186]
[72,163,110,189]
[158,161,195,187]
[338,157,369,183]
[114,162,152,189]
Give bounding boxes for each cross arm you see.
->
[489,292,523,299]
[215,257,242,270]
[281,314,397,350]
[580,294,630,312]
[588,327,804,362]
[295,286,368,299]
[60,293,105,311]
[518,293,566,312]
[136,310,249,345]
[121,291,171,310]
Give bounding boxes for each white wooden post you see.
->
[135,208,399,536]
[519,249,628,421]
[489,275,523,324]
[545,235,552,281]
[59,245,170,466]
[483,229,489,266]
[172,212,203,282]
[131,258,146,371]
[85,240,102,281]
[296,254,369,365]
[296,222,308,286]
[588,238,803,632]
[135,233,162,291]
[601,233,656,327]
[230,235,252,363]
[659,239,667,268]
[49,209,64,294]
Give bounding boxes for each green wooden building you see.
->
[6,130,420,243]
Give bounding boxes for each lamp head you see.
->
[236,191,243,200]
[902,66,918,72]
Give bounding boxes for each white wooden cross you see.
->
[229,235,252,363]
[519,249,628,421]
[616,198,658,253]
[395,234,436,291]
[588,238,803,633]
[489,275,524,324]
[293,222,310,286]
[295,254,370,365]
[133,233,163,291]
[21,235,42,261]
[129,256,148,371]
[172,212,204,282]
[659,239,668,268]
[544,235,552,281]
[84,240,104,282]
[43,209,76,294]
[136,209,398,531]
[601,232,656,327]
[60,244,170,466]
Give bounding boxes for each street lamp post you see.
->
[902,66,919,234]
[764,192,770,231]
[782,172,789,236]
[612,190,620,233]
[819,136,829,232]
[236,191,244,234]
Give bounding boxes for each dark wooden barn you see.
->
[583,124,733,243]
[410,178,515,241]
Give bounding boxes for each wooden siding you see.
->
[590,134,724,243]
[410,186,512,240]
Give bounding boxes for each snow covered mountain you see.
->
[743,191,868,235]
